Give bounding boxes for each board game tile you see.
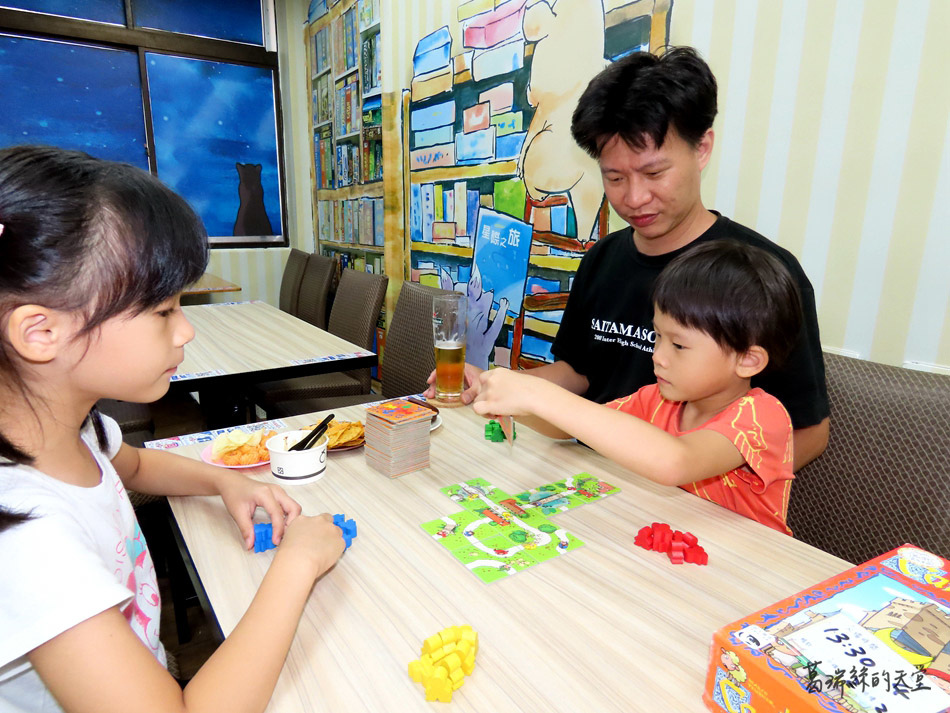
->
[445,541,544,584]
[420,510,486,552]
[439,480,512,512]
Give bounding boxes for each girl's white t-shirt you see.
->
[0,414,165,712]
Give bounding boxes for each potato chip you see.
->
[212,429,275,464]
[312,420,365,449]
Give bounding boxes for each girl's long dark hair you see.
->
[0,145,209,531]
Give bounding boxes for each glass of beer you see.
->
[432,294,467,402]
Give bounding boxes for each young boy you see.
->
[472,240,803,534]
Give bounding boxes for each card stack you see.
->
[364,399,433,477]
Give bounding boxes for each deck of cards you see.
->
[364,399,432,477]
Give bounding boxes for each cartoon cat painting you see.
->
[233,162,275,236]
[441,266,510,370]
[520,0,606,243]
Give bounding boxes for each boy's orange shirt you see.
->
[607,385,795,534]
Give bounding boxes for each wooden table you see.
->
[184,273,242,296]
[165,405,849,712]
[171,301,375,393]
[171,301,376,426]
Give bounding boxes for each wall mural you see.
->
[405,0,671,370]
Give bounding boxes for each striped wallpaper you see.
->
[270,0,948,372]
[670,0,950,373]
[203,247,289,307]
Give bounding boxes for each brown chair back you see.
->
[96,399,153,434]
[381,281,455,399]
[295,253,336,329]
[787,352,950,563]
[278,248,308,313]
[328,269,389,391]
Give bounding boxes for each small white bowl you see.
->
[266,430,328,484]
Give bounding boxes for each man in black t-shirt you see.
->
[426,47,829,468]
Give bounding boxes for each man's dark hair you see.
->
[652,241,803,369]
[571,46,718,157]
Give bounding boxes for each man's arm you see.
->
[793,417,829,471]
[522,359,590,395]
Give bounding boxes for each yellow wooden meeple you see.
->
[408,625,478,703]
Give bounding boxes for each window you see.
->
[0,1,285,246]
[132,0,264,45]
[0,1,125,25]
[0,34,147,167]
[146,53,281,239]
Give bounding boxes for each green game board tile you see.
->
[420,509,487,552]
[422,476,614,583]
[477,535,524,555]
[511,506,549,527]
[440,479,512,512]
[533,474,621,510]
[445,541,542,583]
[513,488,572,516]
[458,517,510,543]
[523,530,585,565]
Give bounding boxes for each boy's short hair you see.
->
[652,241,803,368]
[571,46,718,157]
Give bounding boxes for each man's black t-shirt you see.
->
[550,213,829,429]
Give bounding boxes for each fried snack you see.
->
[212,429,276,465]
[310,420,365,449]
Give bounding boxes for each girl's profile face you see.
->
[63,295,194,404]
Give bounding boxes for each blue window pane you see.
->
[0,1,125,24]
[146,53,281,237]
[0,34,148,168]
[133,0,263,45]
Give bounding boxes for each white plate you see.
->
[431,414,442,431]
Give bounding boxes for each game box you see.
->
[704,545,950,713]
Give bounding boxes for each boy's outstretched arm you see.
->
[423,358,588,405]
[473,369,747,486]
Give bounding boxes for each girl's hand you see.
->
[217,477,302,550]
[472,368,543,418]
[275,513,346,578]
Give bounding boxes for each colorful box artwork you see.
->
[705,545,950,713]
[421,476,620,583]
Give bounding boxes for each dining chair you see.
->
[278,248,309,314]
[269,280,454,416]
[95,399,154,444]
[254,269,388,414]
[787,352,950,563]
[294,253,337,329]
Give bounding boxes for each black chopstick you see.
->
[290,413,335,451]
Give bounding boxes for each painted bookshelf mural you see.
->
[405,0,671,371]
[307,0,383,274]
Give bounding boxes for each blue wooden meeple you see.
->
[252,515,357,553]
[253,522,277,553]
[333,513,357,549]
